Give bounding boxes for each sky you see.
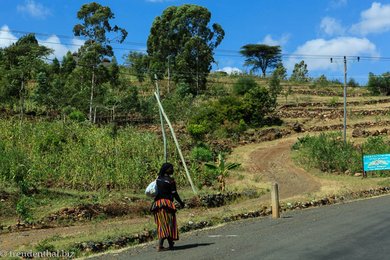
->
[1,0,390,84]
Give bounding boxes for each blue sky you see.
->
[1,0,390,83]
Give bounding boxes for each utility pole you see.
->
[343,56,347,145]
[330,56,359,145]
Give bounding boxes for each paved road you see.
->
[90,195,390,260]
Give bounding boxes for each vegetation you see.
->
[367,72,390,95]
[240,44,282,77]
[147,4,225,94]
[290,60,309,83]
[293,133,390,176]
[0,120,189,191]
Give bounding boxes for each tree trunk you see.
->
[89,70,95,123]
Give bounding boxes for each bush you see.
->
[242,86,276,126]
[293,133,390,174]
[187,123,208,140]
[191,146,213,162]
[68,110,86,122]
[233,77,258,96]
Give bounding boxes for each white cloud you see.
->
[17,0,51,19]
[217,67,242,75]
[0,25,83,60]
[261,34,290,46]
[286,37,378,71]
[350,2,390,35]
[0,25,17,48]
[38,36,84,60]
[320,17,346,36]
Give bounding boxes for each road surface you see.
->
[90,195,390,260]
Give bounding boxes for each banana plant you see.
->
[205,153,241,192]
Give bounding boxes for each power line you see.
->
[2,28,390,61]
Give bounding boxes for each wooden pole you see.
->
[271,183,280,219]
[154,92,197,194]
[154,75,167,162]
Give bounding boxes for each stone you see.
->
[354,172,363,177]
[352,128,363,137]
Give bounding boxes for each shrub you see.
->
[293,133,390,174]
[242,86,276,126]
[68,110,86,122]
[187,123,208,140]
[191,146,213,162]
[233,77,258,96]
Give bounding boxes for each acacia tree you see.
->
[240,44,282,77]
[73,2,127,122]
[147,4,225,95]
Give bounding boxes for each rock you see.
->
[352,128,363,137]
[354,172,362,177]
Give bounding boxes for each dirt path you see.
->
[231,137,321,201]
[0,137,321,251]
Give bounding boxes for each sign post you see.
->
[362,153,390,177]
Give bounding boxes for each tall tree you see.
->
[124,51,149,82]
[367,72,390,95]
[290,60,309,83]
[1,34,52,118]
[147,4,225,95]
[73,2,127,122]
[240,44,282,77]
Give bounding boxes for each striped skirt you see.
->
[151,199,179,240]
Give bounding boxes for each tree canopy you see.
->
[290,60,309,83]
[240,44,282,77]
[147,4,225,94]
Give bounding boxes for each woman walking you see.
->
[151,163,185,251]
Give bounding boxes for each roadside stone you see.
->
[354,172,363,177]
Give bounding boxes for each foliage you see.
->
[73,2,127,47]
[367,72,390,95]
[240,44,282,77]
[269,70,282,98]
[290,60,309,83]
[189,85,276,136]
[16,195,34,224]
[242,86,277,126]
[328,97,339,107]
[233,77,258,96]
[69,110,87,122]
[347,78,360,88]
[0,120,194,191]
[124,51,149,82]
[0,34,52,114]
[73,2,128,122]
[204,153,240,191]
[273,63,287,80]
[315,74,329,87]
[293,133,390,175]
[147,4,225,94]
[187,123,208,141]
[191,145,213,162]
[292,133,360,173]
